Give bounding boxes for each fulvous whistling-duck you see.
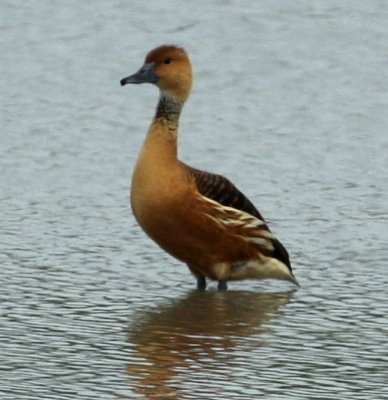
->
[120,45,299,290]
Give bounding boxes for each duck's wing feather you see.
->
[186,165,292,271]
[186,165,266,221]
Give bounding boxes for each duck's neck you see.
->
[154,93,184,127]
[138,94,185,166]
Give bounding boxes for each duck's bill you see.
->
[120,62,158,85]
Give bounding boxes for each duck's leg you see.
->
[197,276,207,290]
[218,280,228,291]
[187,264,207,290]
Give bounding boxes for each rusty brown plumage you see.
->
[121,45,298,290]
[186,165,293,271]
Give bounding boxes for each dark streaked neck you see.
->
[154,94,184,125]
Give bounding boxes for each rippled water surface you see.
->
[1,1,387,399]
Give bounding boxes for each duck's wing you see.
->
[186,166,266,221]
[186,165,292,271]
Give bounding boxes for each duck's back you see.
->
[185,164,292,271]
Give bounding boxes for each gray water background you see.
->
[1,1,387,399]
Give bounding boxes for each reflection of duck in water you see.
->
[121,45,298,290]
[127,290,294,398]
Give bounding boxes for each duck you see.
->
[120,45,299,290]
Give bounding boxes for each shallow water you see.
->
[1,1,387,399]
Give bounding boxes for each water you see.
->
[1,1,387,398]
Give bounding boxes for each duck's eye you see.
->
[163,57,172,64]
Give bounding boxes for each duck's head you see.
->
[121,45,192,100]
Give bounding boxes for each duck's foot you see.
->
[217,280,228,291]
[196,276,207,291]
